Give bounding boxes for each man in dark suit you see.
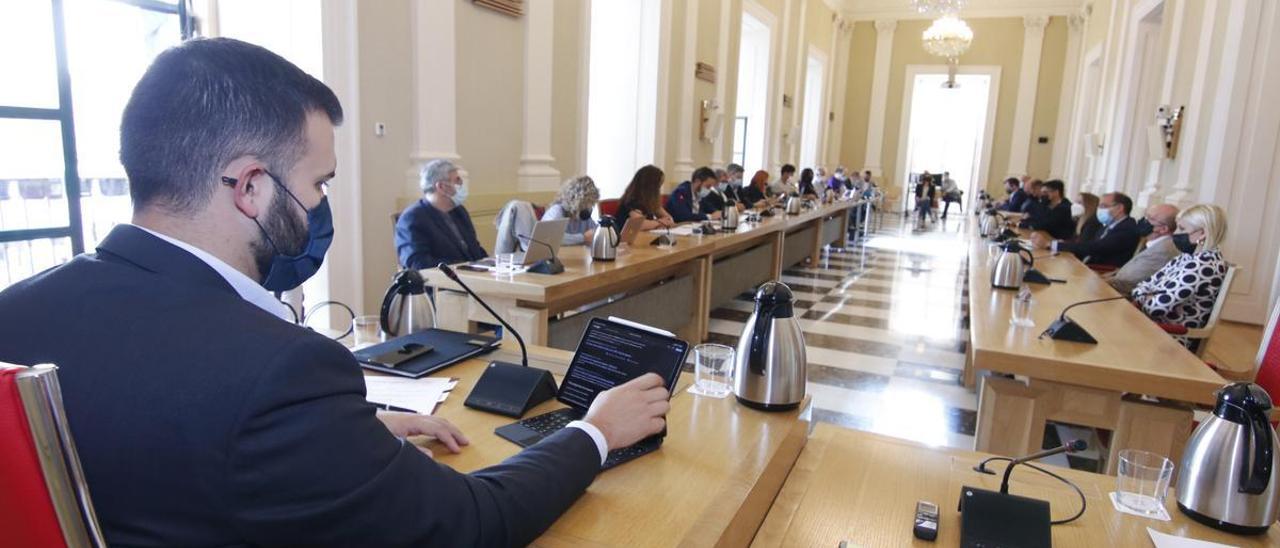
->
[666,167,723,223]
[1032,191,1140,268]
[998,177,1028,212]
[701,167,744,214]
[0,38,669,547]
[395,159,488,269]
[1020,179,1076,240]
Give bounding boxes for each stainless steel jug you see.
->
[784,195,802,215]
[734,281,807,411]
[1178,383,1280,534]
[991,241,1033,290]
[722,203,739,230]
[592,217,619,261]
[380,269,437,337]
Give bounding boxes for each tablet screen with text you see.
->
[557,318,689,411]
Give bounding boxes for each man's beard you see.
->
[251,189,309,281]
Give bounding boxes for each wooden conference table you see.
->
[964,214,1226,473]
[410,346,811,547]
[753,424,1280,547]
[423,199,863,350]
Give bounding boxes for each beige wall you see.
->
[837,16,1070,197]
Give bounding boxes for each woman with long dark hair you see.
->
[617,164,675,230]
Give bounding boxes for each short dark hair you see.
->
[1110,192,1134,215]
[691,167,717,183]
[1004,177,1020,187]
[120,37,344,214]
[1043,179,1065,195]
[781,164,796,175]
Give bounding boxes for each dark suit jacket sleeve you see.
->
[1002,190,1026,212]
[225,337,600,547]
[1057,220,1139,265]
[699,191,725,215]
[395,205,443,270]
[1026,203,1076,240]
[666,185,707,223]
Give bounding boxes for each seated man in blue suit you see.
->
[0,37,670,547]
[1031,191,1140,268]
[665,166,723,223]
[395,159,488,269]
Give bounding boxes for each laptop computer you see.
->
[494,317,690,469]
[474,218,570,267]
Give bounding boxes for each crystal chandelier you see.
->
[922,15,973,88]
[910,0,967,15]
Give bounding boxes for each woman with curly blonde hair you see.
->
[542,175,601,245]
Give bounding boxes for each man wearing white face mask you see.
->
[395,159,489,269]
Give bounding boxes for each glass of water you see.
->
[689,343,735,398]
[1116,449,1174,517]
[494,252,519,275]
[1010,287,1034,327]
[352,315,384,348]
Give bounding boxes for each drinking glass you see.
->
[688,343,735,398]
[352,315,384,347]
[494,252,519,275]
[1010,288,1034,327]
[1115,449,1174,517]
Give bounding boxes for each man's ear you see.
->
[222,158,270,219]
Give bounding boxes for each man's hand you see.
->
[583,373,670,450]
[1028,231,1052,250]
[708,210,722,220]
[377,411,470,458]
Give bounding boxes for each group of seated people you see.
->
[394,159,876,270]
[912,171,962,224]
[993,176,1230,351]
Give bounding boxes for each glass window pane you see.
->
[0,119,70,231]
[65,0,180,248]
[0,237,74,291]
[0,0,61,109]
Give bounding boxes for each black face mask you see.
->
[1172,233,1197,254]
[1136,218,1154,237]
[578,209,592,221]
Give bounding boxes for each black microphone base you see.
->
[958,486,1051,548]
[528,258,565,275]
[1041,316,1099,344]
[464,361,558,418]
[1023,268,1051,285]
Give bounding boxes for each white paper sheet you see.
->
[1147,527,1239,548]
[364,376,458,415]
[648,224,699,236]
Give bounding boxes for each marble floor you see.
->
[706,209,981,450]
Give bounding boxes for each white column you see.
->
[1007,15,1049,178]
[863,19,895,178]
[672,0,699,183]
[517,0,560,191]
[769,0,795,172]
[653,0,674,171]
[824,18,853,169]
[408,0,460,187]
[787,0,808,162]
[711,0,733,165]
[1049,15,1084,179]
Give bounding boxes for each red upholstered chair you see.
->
[1246,298,1280,401]
[0,364,105,547]
[598,199,620,218]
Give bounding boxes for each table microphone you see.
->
[995,439,1088,494]
[1040,292,1146,344]
[516,233,565,274]
[437,262,556,417]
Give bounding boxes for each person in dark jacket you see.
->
[1075,192,1104,243]
[394,159,488,269]
[797,168,820,198]
[617,164,676,230]
[700,168,744,214]
[1020,179,1075,240]
[666,166,723,223]
[739,170,773,209]
[1032,192,1140,268]
[0,37,670,547]
[998,177,1028,212]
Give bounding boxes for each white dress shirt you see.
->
[131,224,612,464]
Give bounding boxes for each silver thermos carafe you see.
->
[380,269,437,337]
[722,202,739,230]
[734,281,807,411]
[592,216,619,261]
[784,195,802,215]
[991,241,1033,290]
[1177,383,1280,534]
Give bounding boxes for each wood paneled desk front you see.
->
[423,200,859,350]
[407,346,811,547]
[965,216,1226,473]
[753,425,1279,547]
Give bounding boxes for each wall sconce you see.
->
[1153,105,1185,159]
[700,100,723,143]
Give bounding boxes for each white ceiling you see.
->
[832,0,1088,21]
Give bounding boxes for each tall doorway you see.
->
[732,3,773,174]
[799,49,826,170]
[900,70,998,199]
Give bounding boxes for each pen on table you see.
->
[371,402,420,414]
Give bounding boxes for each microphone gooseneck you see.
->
[438,262,529,367]
[997,440,1088,494]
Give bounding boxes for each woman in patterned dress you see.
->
[1132,204,1229,350]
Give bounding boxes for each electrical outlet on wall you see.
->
[374,122,386,137]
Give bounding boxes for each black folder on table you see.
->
[353,328,500,378]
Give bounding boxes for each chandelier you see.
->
[910,0,967,15]
[922,15,974,58]
[922,15,973,88]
